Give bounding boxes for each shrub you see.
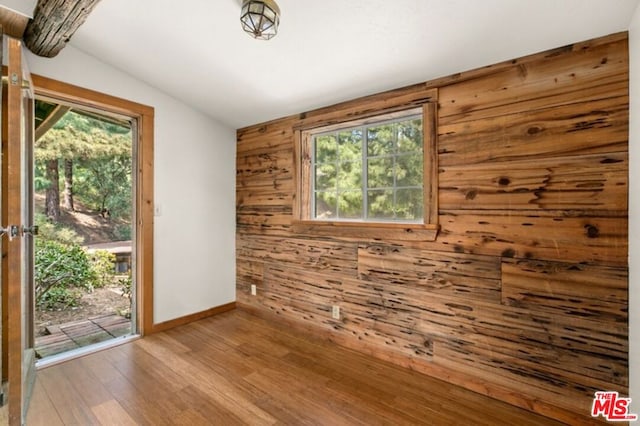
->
[90,250,116,287]
[119,274,132,302]
[38,286,82,310]
[118,274,133,319]
[35,240,97,309]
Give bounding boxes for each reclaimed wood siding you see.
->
[235,32,629,424]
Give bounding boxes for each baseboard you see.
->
[151,302,236,333]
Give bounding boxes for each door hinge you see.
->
[1,74,31,89]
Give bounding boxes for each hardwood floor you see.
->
[27,309,564,425]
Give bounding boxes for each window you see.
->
[312,112,424,222]
[294,95,438,242]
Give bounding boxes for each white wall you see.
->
[25,45,236,324]
[630,2,639,413]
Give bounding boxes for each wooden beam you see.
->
[23,0,101,58]
[0,7,30,38]
[34,104,70,141]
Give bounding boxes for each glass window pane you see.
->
[338,190,363,219]
[338,129,362,160]
[367,157,394,188]
[315,191,337,219]
[395,188,423,220]
[310,112,425,223]
[367,123,395,156]
[395,154,423,187]
[367,189,394,220]
[397,118,423,153]
[315,163,336,191]
[338,160,362,190]
[315,134,337,163]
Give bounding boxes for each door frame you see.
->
[30,74,155,336]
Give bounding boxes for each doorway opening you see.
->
[33,97,137,360]
[26,74,154,368]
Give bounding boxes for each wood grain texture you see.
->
[235,32,629,423]
[424,102,439,225]
[435,211,627,265]
[240,304,604,425]
[438,97,628,167]
[0,8,29,38]
[438,35,628,121]
[3,37,26,426]
[24,0,101,58]
[357,244,501,302]
[262,264,343,320]
[236,257,264,291]
[293,87,437,131]
[29,311,565,425]
[501,259,627,322]
[425,32,627,92]
[439,152,627,212]
[237,234,358,275]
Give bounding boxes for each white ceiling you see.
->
[58,0,640,128]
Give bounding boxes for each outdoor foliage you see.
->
[90,250,117,288]
[35,239,118,309]
[313,116,423,221]
[75,153,132,220]
[35,239,97,309]
[35,212,83,245]
[38,286,83,311]
[113,224,132,241]
[35,108,133,223]
[117,274,133,319]
[33,103,133,316]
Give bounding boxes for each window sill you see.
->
[291,220,439,242]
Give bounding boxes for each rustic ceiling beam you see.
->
[24,0,101,58]
[0,7,30,38]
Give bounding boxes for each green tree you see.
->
[313,117,423,221]
[74,149,132,220]
[35,108,132,221]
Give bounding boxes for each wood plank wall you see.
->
[235,32,629,424]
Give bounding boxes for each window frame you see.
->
[293,97,439,242]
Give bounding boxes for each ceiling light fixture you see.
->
[240,0,280,40]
